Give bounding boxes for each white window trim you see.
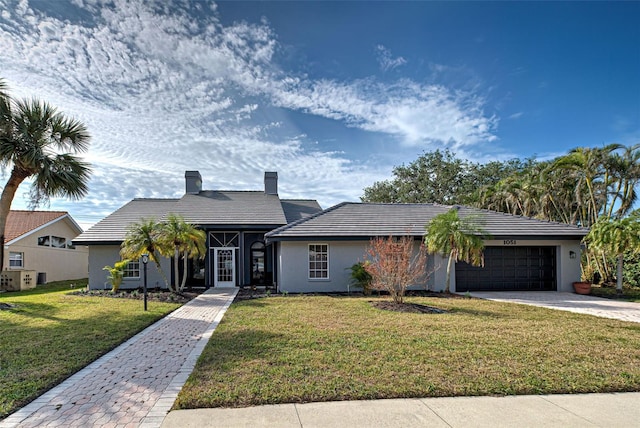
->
[308,243,329,281]
[9,252,24,269]
[123,260,141,280]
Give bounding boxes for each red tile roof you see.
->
[4,210,68,243]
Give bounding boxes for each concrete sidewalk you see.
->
[0,287,238,428]
[162,392,640,428]
[471,291,640,323]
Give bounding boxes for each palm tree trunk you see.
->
[173,247,179,293]
[180,254,188,292]
[616,254,623,293]
[152,252,170,290]
[0,167,30,272]
[445,251,455,293]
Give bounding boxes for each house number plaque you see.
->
[503,240,517,245]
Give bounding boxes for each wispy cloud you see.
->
[375,45,407,71]
[270,78,497,149]
[0,0,499,227]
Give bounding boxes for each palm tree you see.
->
[424,208,487,293]
[585,214,640,293]
[0,79,91,271]
[606,144,640,219]
[554,144,622,227]
[178,225,206,292]
[120,219,169,289]
[160,214,206,292]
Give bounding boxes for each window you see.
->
[123,260,140,278]
[51,236,66,248]
[38,235,73,249]
[308,244,328,279]
[9,252,23,268]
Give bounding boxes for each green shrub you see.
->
[623,251,640,288]
[348,262,373,295]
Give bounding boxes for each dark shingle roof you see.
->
[281,199,323,223]
[74,192,323,245]
[169,191,288,226]
[266,202,589,241]
[74,199,179,244]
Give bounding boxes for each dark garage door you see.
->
[455,246,556,292]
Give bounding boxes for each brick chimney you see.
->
[185,171,202,194]
[264,171,278,195]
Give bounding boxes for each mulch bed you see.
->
[235,288,452,314]
[234,287,279,301]
[370,301,448,314]
[70,289,202,304]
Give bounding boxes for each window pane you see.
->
[9,252,23,268]
[51,236,66,248]
[123,261,140,278]
[38,236,50,246]
[308,244,328,279]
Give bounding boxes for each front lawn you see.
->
[591,285,640,302]
[175,294,640,409]
[0,280,181,418]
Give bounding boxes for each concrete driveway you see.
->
[470,291,640,323]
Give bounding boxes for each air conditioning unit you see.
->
[1,270,37,291]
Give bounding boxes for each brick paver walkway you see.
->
[471,291,640,323]
[0,288,238,428]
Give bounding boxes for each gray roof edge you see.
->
[266,201,590,240]
[266,202,349,238]
[338,202,590,232]
[72,240,122,246]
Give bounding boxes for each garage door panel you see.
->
[456,246,556,292]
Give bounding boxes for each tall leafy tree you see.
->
[585,214,640,292]
[424,208,487,293]
[0,78,91,272]
[120,219,169,289]
[362,149,531,205]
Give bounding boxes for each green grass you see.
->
[175,294,640,409]
[591,285,640,302]
[0,279,181,418]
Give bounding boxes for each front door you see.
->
[214,248,236,288]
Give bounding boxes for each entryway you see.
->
[213,248,236,288]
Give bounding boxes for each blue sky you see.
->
[0,0,638,229]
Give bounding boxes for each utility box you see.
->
[1,270,37,291]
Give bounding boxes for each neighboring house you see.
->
[265,202,589,294]
[74,171,322,290]
[3,210,88,283]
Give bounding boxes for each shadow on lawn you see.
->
[0,301,67,322]
[200,329,285,365]
[445,306,514,319]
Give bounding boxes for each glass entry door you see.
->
[214,248,236,288]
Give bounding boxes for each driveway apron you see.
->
[471,291,640,323]
[0,288,238,428]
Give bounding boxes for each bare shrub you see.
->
[364,235,428,304]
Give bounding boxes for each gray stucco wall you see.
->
[277,238,583,294]
[87,245,171,290]
[276,240,433,293]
